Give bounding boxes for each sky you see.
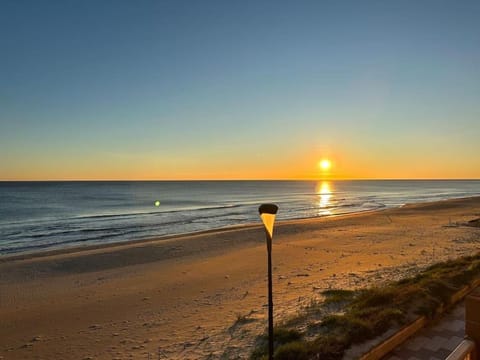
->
[1,0,479,180]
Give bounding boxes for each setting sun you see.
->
[319,159,331,171]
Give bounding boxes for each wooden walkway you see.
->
[383,302,465,360]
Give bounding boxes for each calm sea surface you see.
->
[0,180,479,255]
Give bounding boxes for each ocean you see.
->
[0,180,479,256]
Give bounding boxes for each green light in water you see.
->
[154,200,160,207]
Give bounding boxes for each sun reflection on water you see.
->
[316,181,332,215]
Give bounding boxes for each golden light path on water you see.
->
[316,181,332,216]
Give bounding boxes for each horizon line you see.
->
[1,178,480,182]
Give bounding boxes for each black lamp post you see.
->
[259,203,278,360]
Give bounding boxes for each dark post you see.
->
[259,203,278,360]
[266,229,274,360]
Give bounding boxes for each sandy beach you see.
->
[1,196,480,359]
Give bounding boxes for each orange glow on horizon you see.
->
[2,146,480,181]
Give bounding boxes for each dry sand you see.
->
[1,196,480,359]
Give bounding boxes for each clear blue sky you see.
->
[1,0,479,180]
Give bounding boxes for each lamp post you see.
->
[259,203,278,360]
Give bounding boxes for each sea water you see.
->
[0,180,479,255]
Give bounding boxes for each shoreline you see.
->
[2,195,479,263]
[1,196,480,359]
[0,207,383,263]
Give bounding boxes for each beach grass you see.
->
[251,252,480,360]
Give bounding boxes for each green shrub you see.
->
[322,289,355,304]
[310,335,348,360]
[250,327,302,360]
[274,342,310,360]
[274,327,302,344]
[353,287,395,309]
[320,315,373,343]
[370,308,405,333]
[424,279,456,303]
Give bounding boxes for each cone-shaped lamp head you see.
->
[259,204,278,239]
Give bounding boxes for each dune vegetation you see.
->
[251,252,480,360]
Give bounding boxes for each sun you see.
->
[319,159,331,171]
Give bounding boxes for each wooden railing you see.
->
[445,339,476,360]
[446,286,480,360]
